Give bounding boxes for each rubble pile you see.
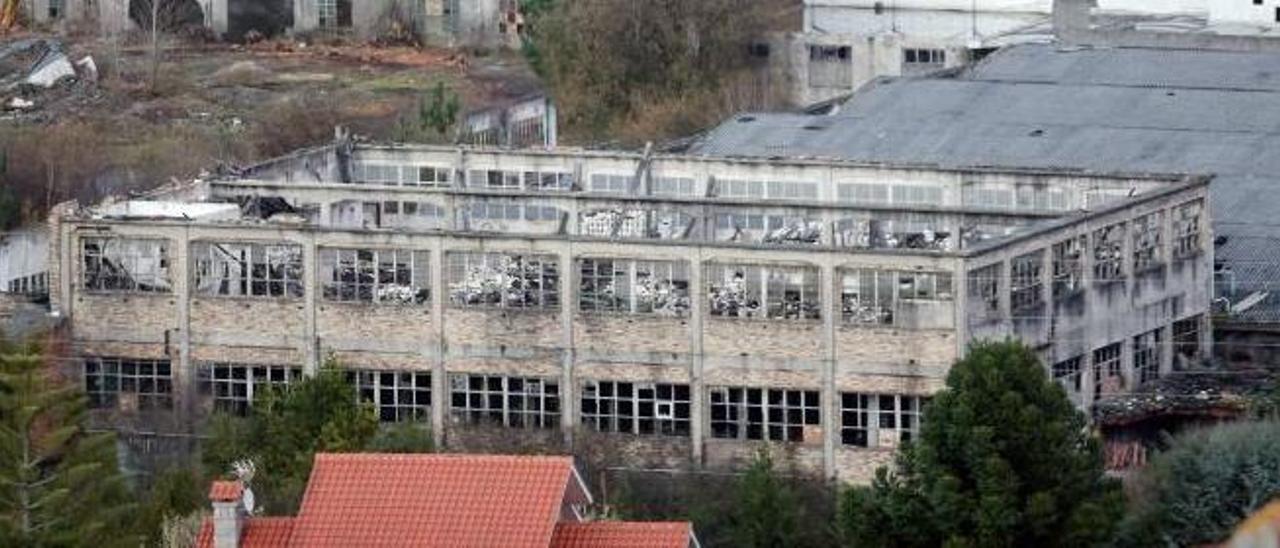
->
[1092,370,1276,426]
[0,38,99,118]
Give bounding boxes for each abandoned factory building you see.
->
[46,140,1212,481]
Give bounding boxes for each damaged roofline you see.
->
[958,174,1213,257]
[247,141,1198,183]
[213,179,1066,220]
[65,218,971,260]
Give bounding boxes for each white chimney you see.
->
[209,480,246,548]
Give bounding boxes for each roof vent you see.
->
[737,116,756,123]
[1028,129,1044,137]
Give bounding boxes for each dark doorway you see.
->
[128,0,205,33]
[227,0,293,42]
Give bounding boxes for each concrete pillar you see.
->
[302,234,319,375]
[205,0,229,36]
[430,237,446,448]
[175,227,195,428]
[820,262,837,480]
[688,247,705,465]
[559,244,575,448]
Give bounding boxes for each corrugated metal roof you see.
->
[689,42,1280,320]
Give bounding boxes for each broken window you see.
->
[468,169,523,190]
[579,208,693,240]
[1173,315,1201,365]
[1134,328,1162,384]
[193,241,304,299]
[1173,201,1203,259]
[49,0,64,18]
[903,48,945,66]
[1052,356,1083,394]
[589,174,636,194]
[449,374,560,429]
[1093,223,1125,283]
[1010,251,1045,313]
[1052,236,1086,301]
[84,356,173,410]
[651,176,697,197]
[841,270,896,325]
[522,170,574,191]
[833,217,871,248]
[968,263,1002,316]
[707,263,820,320]
[808,45,853,88]
[581,381,691,436]
[578,258,690,316]
[1132,212,1164,273]
[349,370,432,422]
[840,393,872,447]
[1093,342,1124,398]
[318,0,353,28]
[417,166,452,187]
[714,213,823,246]
[875,394,924,445]
[320,248,430,305]
[198,363,301,415]
[383,201,447,231]
[869,213,952,250]
[81,237,171,293]
[351,163,412,185]
[447,252,559,309]
[709,386,820,442]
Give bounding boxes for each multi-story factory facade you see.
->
[46,141,1212,482]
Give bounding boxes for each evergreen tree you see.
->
[839,340,1123,548]
[727,450,829,548]
[202,359,379,514]
[0,350,136,547]
[1117,419,1280,546]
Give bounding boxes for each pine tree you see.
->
[203,359,380,514]
[0,350,137,547]
[839,340,1123,548]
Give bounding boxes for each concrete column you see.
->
[1159,324,1174,378]
[1079,346,1096,411]
[559,244,575,448]
[205,0,229,35]
[175,226,195,427]
[430,237,446,448]
[1120,332,1137,392]
[302,234,319,375]
[688,247,705,465]
[820,262,837,480]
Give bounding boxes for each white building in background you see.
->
[0,227,49,297]
[777,0,1269,105]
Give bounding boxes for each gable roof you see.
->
[550,522,693,548]
[196,517,294,548]
[285,453,587,548]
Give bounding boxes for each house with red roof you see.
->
[197,453,697,548]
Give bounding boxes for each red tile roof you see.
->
[551,522,692,548]
[195,517,295,548]
[286,453,582,548]
[208,480,243,502]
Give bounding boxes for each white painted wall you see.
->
[0,228,49,291]
[1208,0,1280,24]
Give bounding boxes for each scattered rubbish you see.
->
[24,49,74,88]
[75,56,98,83]
[4,96,32,110]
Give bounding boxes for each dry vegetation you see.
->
[0,32,537,228]
[524,0,799,145]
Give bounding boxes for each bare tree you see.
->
[129,0,202,92]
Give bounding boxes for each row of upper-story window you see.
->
[79,237,955,327]
[966,200,1204,315]
[92,357,925,447]
[342,159,1141,212]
